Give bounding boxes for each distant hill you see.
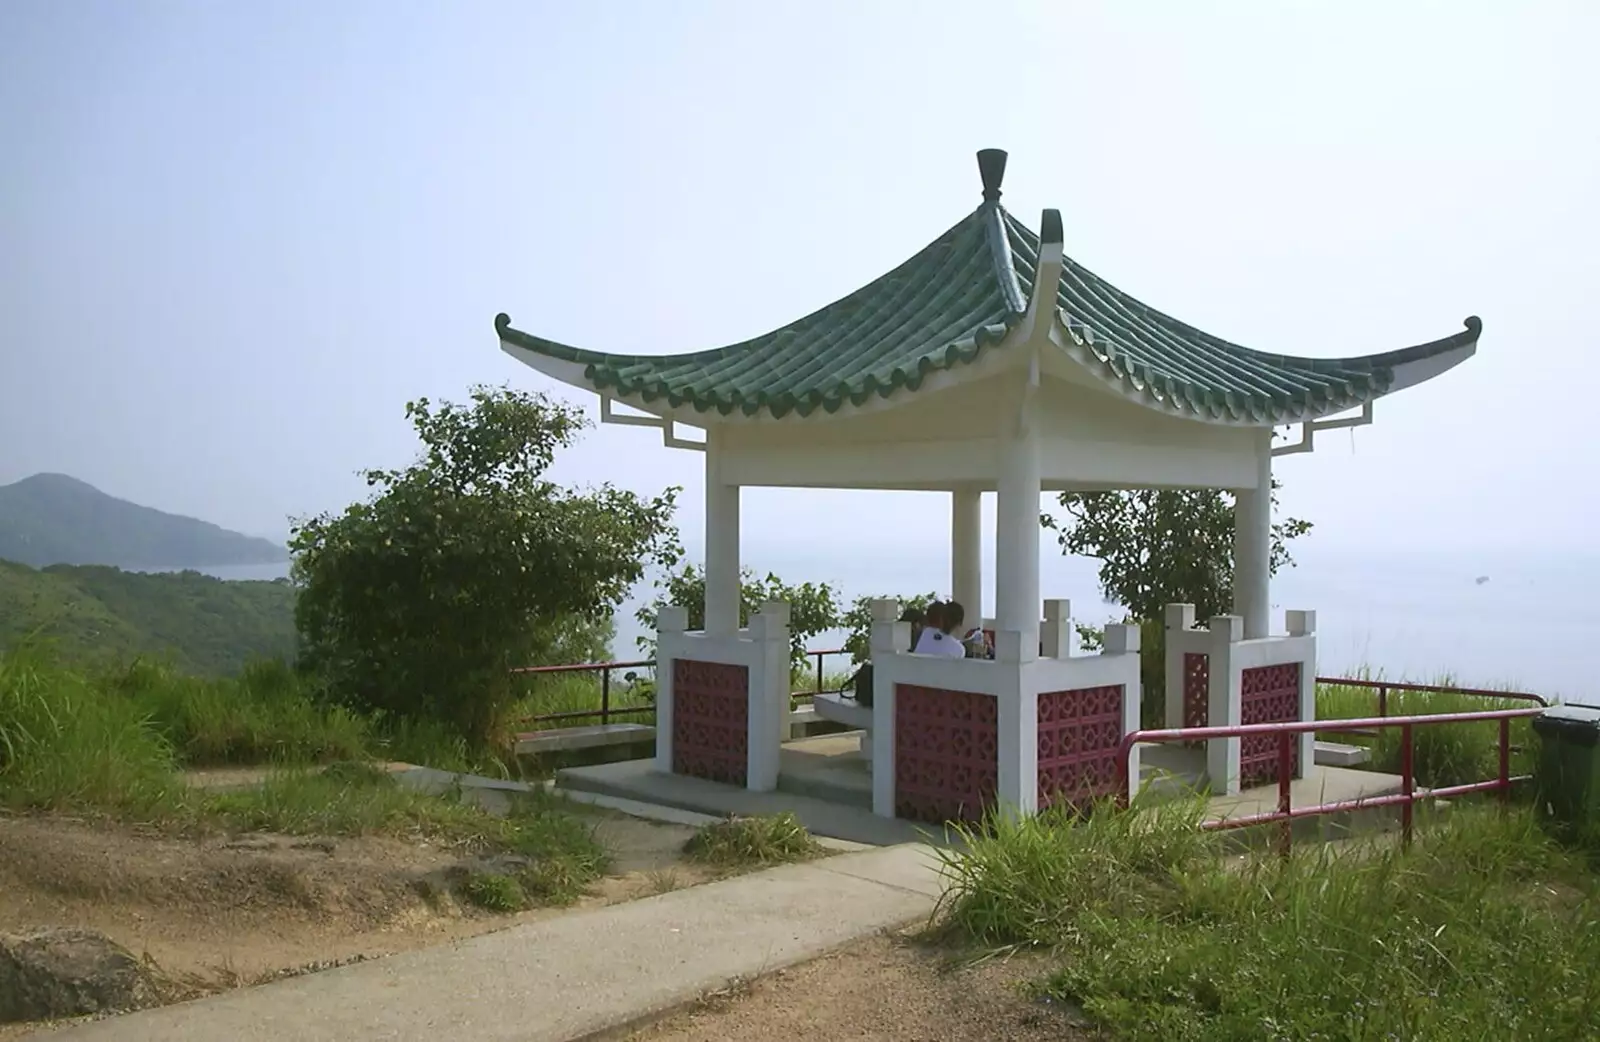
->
[0,473,288,569]
[0,560,296,675]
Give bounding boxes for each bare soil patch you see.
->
[629,932,1097,1042]
[0,809,717,1037]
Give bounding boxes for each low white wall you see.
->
[868,599,1141,820]
[1163,604,1318,795]
[654,601,792,793]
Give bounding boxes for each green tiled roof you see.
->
[496,154,1480,424]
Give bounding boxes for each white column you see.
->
[1206,614,1244,795]
[703,427,741,635]
[745,601,789,792]
[1232,430,1272,639]
[951,488,983,619]
[994,430,1041,651]
[652,606,688,774]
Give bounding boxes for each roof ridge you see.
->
[982,202,1028,315]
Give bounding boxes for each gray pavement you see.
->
[43,843,948,1042]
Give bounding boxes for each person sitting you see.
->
[913,600,968,658]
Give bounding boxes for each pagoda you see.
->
[496,150,1479,815]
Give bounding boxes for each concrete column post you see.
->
[1232,430,1273,640]
[869,599,911,819]
[1163,603,1197,730]
[652,606,689,774]
[1206,614,1244,795]
[994,431,1041,653]
[703,427,741,635]
[744,600,789,793]
[992,631,1037,820]
[1287,609,1319,779]
[951,488,983,620]
[1104,622,1144,795]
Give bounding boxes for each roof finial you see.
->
[977,149,1008,202]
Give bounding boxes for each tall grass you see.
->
[0,646,181,814]
[936,799,1600,1041]
[1317,671,1540,787]
[109,657,369,766]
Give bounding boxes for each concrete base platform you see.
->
[559,734,1407,847]
[557,752,939,847]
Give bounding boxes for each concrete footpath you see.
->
[45,843,948,1042]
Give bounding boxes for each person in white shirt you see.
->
[913,600,969,658]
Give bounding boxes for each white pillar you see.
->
[994,431,1041,651]
[703,428,741,635]
[1232,431,1272,639]
[951,488,983,619]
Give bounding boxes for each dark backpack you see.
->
[850,662,874,707]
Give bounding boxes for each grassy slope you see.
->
[0,560,295,674]
[936,799,1600,1041]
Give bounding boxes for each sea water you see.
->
[167,546,1599,703]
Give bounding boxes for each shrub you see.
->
[291,386,679,744]
[683,812,822,867]
[463,872,526,912]
[110,657,369,766]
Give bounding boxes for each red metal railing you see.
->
[1118,706,1547,856]
[511,648,851,728]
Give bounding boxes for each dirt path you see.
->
[629,933,1097,1042]
[0,806,720,1037]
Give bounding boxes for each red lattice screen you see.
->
[1037,685,1126,811]
[894,685,997,824]
[1183,652,1209,748]
[1239,662,1302,788]
[671,659,749,786]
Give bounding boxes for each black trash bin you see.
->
[1531,705,1600,837]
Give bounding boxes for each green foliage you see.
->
[106,657,369,766]
[290,385,680,743]
[0,645,182,815]
[1317,675,1538,787]
[0,471,287,570]
[0,559,296,675]
[937,801,1600,1041]
[1042,480,1310,623]
[682,812,823,867]
[839,591,939,665]
[463,872,527,911]
[635,564,840,671]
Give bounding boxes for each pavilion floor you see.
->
[554,734,1407,849]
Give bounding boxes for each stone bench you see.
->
[812,691,873,764]
[1313,740,1371,768]
[514,722,654,757]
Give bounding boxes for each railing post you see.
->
[1498,717,1511,806]
[601,668,612,725]
[1378,684,1388,719]
[1400,722,1414,849]
[1277,730,1293,859]
[815,652,824,694]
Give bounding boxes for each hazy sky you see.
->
[4,1,1597,566]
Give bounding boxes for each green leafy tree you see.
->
[1042,483,1310,728]
[290,385,680,742]
[635,564,840,673]
[839,592,939,666]
[1042,482,1310,624]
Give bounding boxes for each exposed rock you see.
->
[0,928,164,1023]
